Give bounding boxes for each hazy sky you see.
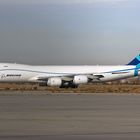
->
[0,0,140,65]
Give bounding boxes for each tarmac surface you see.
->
[1,92,140,139]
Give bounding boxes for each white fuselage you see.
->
[0,63,137,84]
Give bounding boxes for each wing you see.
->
[35,70,130,83]
[30,70,131,87]
[36,73,105,83]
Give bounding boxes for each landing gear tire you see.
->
[59,83,78,88]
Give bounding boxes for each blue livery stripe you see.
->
[134,64,140,76]
[0,68,136,75]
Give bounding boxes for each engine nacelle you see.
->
[73,75,88,85]
[47,77,62,87]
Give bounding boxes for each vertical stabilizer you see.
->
[127,55,140,65]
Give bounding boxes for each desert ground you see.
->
[0,83,140,93]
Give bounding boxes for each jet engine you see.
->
[47,77,62,87]
[73,75,88,85]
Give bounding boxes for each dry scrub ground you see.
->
[0,83,140,93]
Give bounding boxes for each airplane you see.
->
[0,55,139,88]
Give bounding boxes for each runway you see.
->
[1,92,140,139]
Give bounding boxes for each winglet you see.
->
[127,54,140,65]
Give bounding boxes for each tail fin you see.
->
[127,54,140,65]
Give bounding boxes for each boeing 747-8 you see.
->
[0,55,139,88]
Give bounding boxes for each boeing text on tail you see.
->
[0,55,139,88]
